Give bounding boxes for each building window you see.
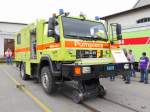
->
[137,17,150,24]
[17,33,21,44]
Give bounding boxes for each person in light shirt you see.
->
[5,48,12,65]
[128,50,136,77]
[124,49,136,84]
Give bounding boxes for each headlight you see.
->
[82,67,91,74]
[124,64,129,69]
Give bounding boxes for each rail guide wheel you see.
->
[72,90,84,104]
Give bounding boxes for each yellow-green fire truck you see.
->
[15,10,130,103]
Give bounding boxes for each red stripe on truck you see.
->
[120,37,150,45]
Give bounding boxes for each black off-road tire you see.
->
[98,85,106,98]
[41,66,57,94]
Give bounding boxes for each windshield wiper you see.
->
[81,35,107,41]
[90,36,107,41]
[65,34,78,37]
[64,34,88,40]
[64,34,107,41]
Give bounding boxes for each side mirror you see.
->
[116,24,122,40]
[47,17,60,43]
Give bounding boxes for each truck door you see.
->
[30,29,37,59]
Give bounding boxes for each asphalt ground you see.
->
[0,64,150,112]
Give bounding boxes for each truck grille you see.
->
[76,50,97,58]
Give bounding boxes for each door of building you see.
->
[4,39,14,58]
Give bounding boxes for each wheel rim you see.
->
[42,73,49,89]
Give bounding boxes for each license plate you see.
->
[107,66,115,71]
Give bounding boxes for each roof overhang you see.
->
[101,4,150,19]
[0,21,27,25]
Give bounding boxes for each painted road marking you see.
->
[1,68,53,112]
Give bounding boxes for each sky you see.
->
[0,0,138,23]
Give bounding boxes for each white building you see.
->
[102,0,150,32]
[0,22,27,58]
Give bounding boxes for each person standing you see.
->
[5,48,12,65]
[110,74,115,81]
[128,50,136,77]
[125,49,135,84]
[138,52,149,84]
[121,49,131,84]
[122,49,127,81]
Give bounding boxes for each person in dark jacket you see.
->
[122,49,128,81]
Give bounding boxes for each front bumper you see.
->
[62,63,131,80]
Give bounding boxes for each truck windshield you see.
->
[62,17,107,41]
